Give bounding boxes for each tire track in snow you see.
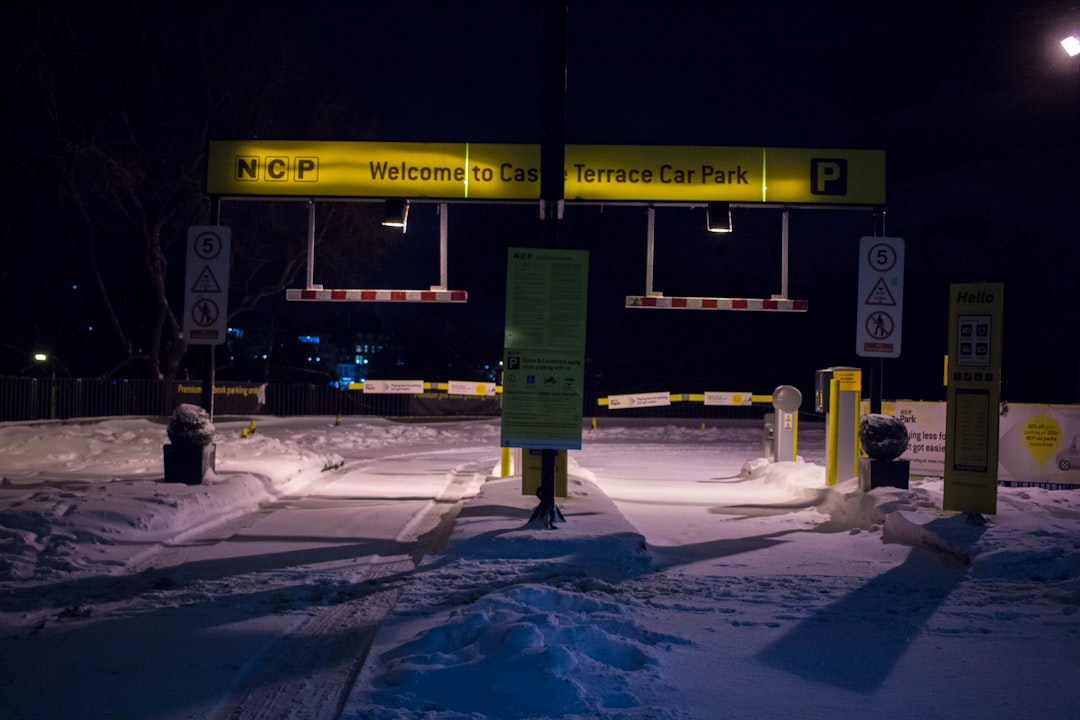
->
[221,456,492,720]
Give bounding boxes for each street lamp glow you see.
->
[1063,35,1080,57]
[33,353,48,362]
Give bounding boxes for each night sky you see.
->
[3,1,1078,406]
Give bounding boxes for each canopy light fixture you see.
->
[706,202,733,233]
[1062,35,1080,57]
[381,199,409,232]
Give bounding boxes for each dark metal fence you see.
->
[0,376,772,422]
[0,377,176,422]
[0,377,413,422]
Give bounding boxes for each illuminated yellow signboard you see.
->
[766,147,885,205]
[564,145,764,202]
[207,140,884,205]
[206,140,540,200]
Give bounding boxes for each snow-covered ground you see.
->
[1,415,1078,719]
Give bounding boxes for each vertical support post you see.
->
[852,385,863,477]
[48,371,57,420]
[871,205,885,414]
[825,368,861,485]
[869,361,882,414]
[305,200,316,289]
[437,202,449,290]
[534,0,567,528]
[826,378,839,486]
[202,347,215,420]
[645,206,657,296]
[202,197,223,419]
[540,1,566,245]
[779,208,790,299]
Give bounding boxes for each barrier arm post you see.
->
[827,377,840,486]
[646,206,659,297]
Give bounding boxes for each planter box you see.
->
[163,443,216,485]
[858,457,910,491]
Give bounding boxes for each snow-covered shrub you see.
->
[858,413,908,461]
[166,404,216,447]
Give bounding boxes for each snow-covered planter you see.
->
[858,413,909,461]
[857,413,910,491]
[163,404,216,485]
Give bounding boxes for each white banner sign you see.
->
[448,380,496,397]
[704,391,753,407]
[607,392,671,410]
[881,400,1080,486]
[363,380,425,394]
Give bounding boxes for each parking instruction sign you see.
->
[183,226,231,345]
[944,282,1004,514]
[856,236,904,358]
[501,248,589,449]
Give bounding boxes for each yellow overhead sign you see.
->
[207,140,884,205]
[206,140,540,200]
[766,147,885,205]
[564,145,764,202]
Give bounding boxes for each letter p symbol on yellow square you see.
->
[811,158,847,195]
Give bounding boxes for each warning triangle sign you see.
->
[191,265,222,293]
[865,277,896,306]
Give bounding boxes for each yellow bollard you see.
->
[335,415,341,426]
[249,419,257,435]
[500,447,513,477]
[591,417,597,430]
[701,422,706,430]
[241,427,249,439]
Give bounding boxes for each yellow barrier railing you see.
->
[596,392,773,407]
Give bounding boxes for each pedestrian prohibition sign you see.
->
[855,236,904,358]
[183,226,231,345]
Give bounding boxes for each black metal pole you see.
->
[540,0,567,234]
[870,206,885,414]
[202,346,214,419]
[869,359,882,414]
[201,197,223,419]
[536,0,567,528]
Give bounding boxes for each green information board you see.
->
[943,282,1004,515]
[501,248,589,449]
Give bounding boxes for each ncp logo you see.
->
[810,158,847,196]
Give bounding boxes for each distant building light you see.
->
[298,335,321,344]
[227,327,244,339]
[87,326,94,332]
